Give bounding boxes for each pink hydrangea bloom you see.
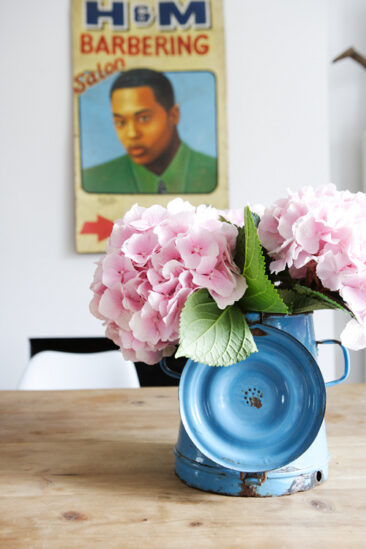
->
[219,204,265,227]
[90,198,247,364]
[258,184,366,349]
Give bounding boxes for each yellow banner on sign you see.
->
[72,0,227,252]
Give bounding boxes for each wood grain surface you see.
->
[0,385,365,548]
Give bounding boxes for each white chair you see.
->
[17,350,140,390]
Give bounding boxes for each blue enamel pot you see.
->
[160,312,350,497]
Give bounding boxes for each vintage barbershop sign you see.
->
[72,0,227,253]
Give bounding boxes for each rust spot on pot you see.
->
[251,328,267,337]
[243,388,263,408]
[257,472,267,484]
[239,473,258,496]
[62,511,87,522]
[239,472,267,496]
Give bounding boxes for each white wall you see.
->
[0,0,103,388]
[225,0,330,203]
[328,0,366,383]
[0,0,352,388]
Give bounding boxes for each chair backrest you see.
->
[18,350,140,390]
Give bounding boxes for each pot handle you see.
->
[159,358,182,380]
[316,339,350,387]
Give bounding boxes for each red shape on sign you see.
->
[81,215,114,241]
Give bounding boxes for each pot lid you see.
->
[179,323,326,472]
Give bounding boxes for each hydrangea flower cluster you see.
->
[258,184,366,350]
[90,199,247,364]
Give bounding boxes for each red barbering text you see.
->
[80,33,210,56]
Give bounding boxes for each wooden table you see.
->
[0,385,365,548]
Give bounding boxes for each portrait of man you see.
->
[81,68,217,194]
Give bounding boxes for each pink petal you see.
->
[102,254,136,288]
[176,228,219,270]
[98,287,123,321]
[341,319,366,351]
[129,204,168,231]
[210,273,247,309]
[122,232,159,265]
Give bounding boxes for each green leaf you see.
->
[176,289,257,366]
[251,211,260,228]
[220,210,247,273]
[234,225,246,273]
[240,206,289,313]
[277,289,316,314]
[280,284,353,316]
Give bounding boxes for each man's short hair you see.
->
[110,69,175,112]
